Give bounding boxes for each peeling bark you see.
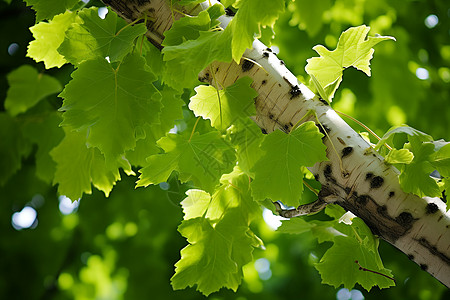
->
[102,0,450,287]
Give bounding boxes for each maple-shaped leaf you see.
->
[27,11,78,69]
[385,149,414,164]
[24,0,78,21]
[251,121,327,207]
[189,77,257,131]
[58,7,147,65]
[315,236,395,291]
[59,54,160,164]
[171,210,258,296]
[137,132,236,193]
[5,65,62,116]
[162,30,232,89]
[399,137,441,197]
[374,125,432,151]
[50,129,134,200]
[305,25,395,102]
[227,0,285,62]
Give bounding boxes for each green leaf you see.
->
[50,129,134,200]
[385,148,414,164]
[180,189,211,220]
[162,9,218,47]
[171,210,257,295]
[431,143,450,177]
[250,121,327,206]
[305,25,395,101]
[375,125,432,151]
[27,11,78,68]
[278,217,315,234]
[21,113,64,183]
[137,132,236,193]
[162,30,232,89]
[189,77,257,131]
[5,65,62,116]
[315,236,395,291]
[59,54,160,164]
[399,141,440,197]
[0,113,31,185]
[58,7,147,65]
[24,0,78,21]
[228,0,285,62]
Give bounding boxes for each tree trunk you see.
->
[102,0,450,287]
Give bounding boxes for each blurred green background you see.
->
[0,0,449,299]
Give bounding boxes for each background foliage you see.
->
[0,0,449,299]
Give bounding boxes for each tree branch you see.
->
[102,0,450,287]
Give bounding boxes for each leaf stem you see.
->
[335,110,392,151]
[354,260,396,283]
[291,110,313,133]
[189,117,201,142]
[303,179,319,196]
[115,17,143,37]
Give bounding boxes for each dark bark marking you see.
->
[342,146,353,158]
[389,191,395,198]
[356,195,370,206]
[417,238,450,265]
[283,124,289,131]
[280,60,285,65]
[366,172,373,180]
[241,59,255,72]
[420,264,428,271]
[441,190,447,203]
[289,85,302,99]
[225,8,235,16]
[408,254,414,260]
[262,80,267,85]
[265,47,272,52]
[314,174,320,181]
[396,212,414,226]
[261,128,267,134]
[337,137,346,145]
[426,202,439,214]
[318,97,329,105]
[262,52,269,58]
[268,114,274,119]
[370,176,384,189]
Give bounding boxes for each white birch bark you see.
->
[103,0,450,287]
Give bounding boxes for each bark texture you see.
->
[102,0,450,287]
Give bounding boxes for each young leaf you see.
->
[227,0,285,62]
[189,77,257,131]
[385,148,414,164]
[137,132,236,193]
[58,7,147,65]
[431,143,450,177]
[24,0,78,21]
[305,25,395,102]
[4,65,62,116]
[250,121,327,207]
[27,11,78,68]
[374,125,432,151]
[59,54,160,164]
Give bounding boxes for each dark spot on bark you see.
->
[441,190,447,203]
[314,174,319,181]
[324,164,332,177]
[344,186,351,194]
[408,254,414,260]
[347,136,351,138]
[262,80,267,85]
[420,264,428,271]
[289,85,302,99]
[262,52,269,58]
[241,59,254,72]
[278,83,281,87]
[280,60,285,65]
[370,176,384,189]
[316,123,330,138]
[337,137,345,145]
[365,172,373,180]
[265,47,272,52]
[389,191,395,198]
[356,195,370,206]
[319,97,329,105]
[396,212,414,226]
[284,124,289,131]
[261,128,267,134]
[372,154,377,157]
[289,122,293,126]
[269,114,274,119]
[426,202,439,214]
[342,147,353,158]
[225,8,235,16]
